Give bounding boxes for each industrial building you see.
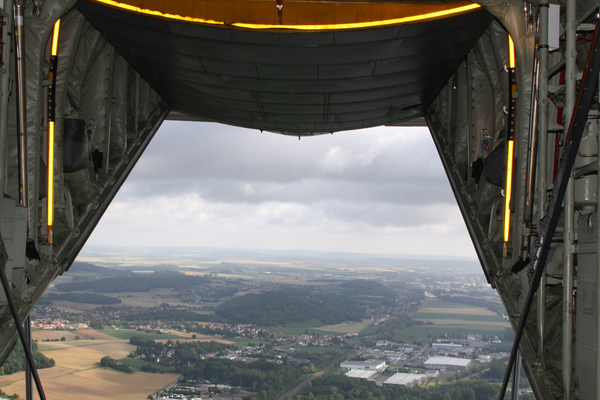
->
[383,373,428,388]
[345,370,379,380]
[432,343,464,351]
[339,360,387,372]
[423,356,472,371]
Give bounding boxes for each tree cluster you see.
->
[0,388,19,399]
[41,292,122,305]
[55,273,211,293]
[130,337,232,365]
[284,372,499,400]
[131,337,330,399]
[99,356,133,373]
[215,290,364,325]
[122,308,207,323]
[0,342,55,375]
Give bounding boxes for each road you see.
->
[401,346,427,368]
[458,368,490,380]
[275,350,354,400]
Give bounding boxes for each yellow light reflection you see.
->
[93,0,481,30]
[51,19,61,56]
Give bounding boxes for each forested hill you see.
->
[215,290,364,325]
[69,261,133,276]
[339,280,396,298]
[54,272,211,293]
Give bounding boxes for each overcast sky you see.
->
[85,121,477,259]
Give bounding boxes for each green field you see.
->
[279,345,347,355]
[359,324,382,336]
[421,300,483,309]
[258,319,371,336]
[258,326,333,335]
[227,338,270,346]
[412,313,505,322]
[399,299,510,341]
[190,310,216,315]
[283,319,326,328]
[97,329,185,340]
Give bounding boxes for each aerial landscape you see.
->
[0,246,524,400]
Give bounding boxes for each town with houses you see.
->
[32,305,511,400]
[5,258,518,400]
[155,334,510,399]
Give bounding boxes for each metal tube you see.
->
[563,0,577,395]
[525,57,539,226]
[466,52,473,184]
[573,161,598,178]
[577,3,599,26]
[25,315,32,400]
[548,60,565,79]
[13,0,27,210]
[596,11,600,395]
[595,70,600,400]
[511,352,521,400]
[596,67,600,400]
[134,73,140,137]
[537,0,550,357]
[104,48,114,175]
[563,181,575,399]
[447,77,453,139]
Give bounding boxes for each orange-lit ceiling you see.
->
[77,0,493,134]
[90,0,481,30]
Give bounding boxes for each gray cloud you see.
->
[87,122,476,258]
[126,122,454,206]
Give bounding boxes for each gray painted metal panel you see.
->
[576,212,598,400]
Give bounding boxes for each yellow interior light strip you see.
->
[503,140,514,242]
[51,19,61,56]
[48,18,60,244]
[233,4,482,30]
[94,0,225,26]
[504,34,516,251]
[508,35,515,68]
[94,0,481,30]
[47,121,55,234]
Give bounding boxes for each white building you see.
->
[432,343,463,351]
[345,369,378,380]
[423,356,472,371]
[383,373,427,388]
[340,360,387,372]
[385,352,404,363]
[426,370,440,378]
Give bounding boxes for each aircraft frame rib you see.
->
[498,25,600,400]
